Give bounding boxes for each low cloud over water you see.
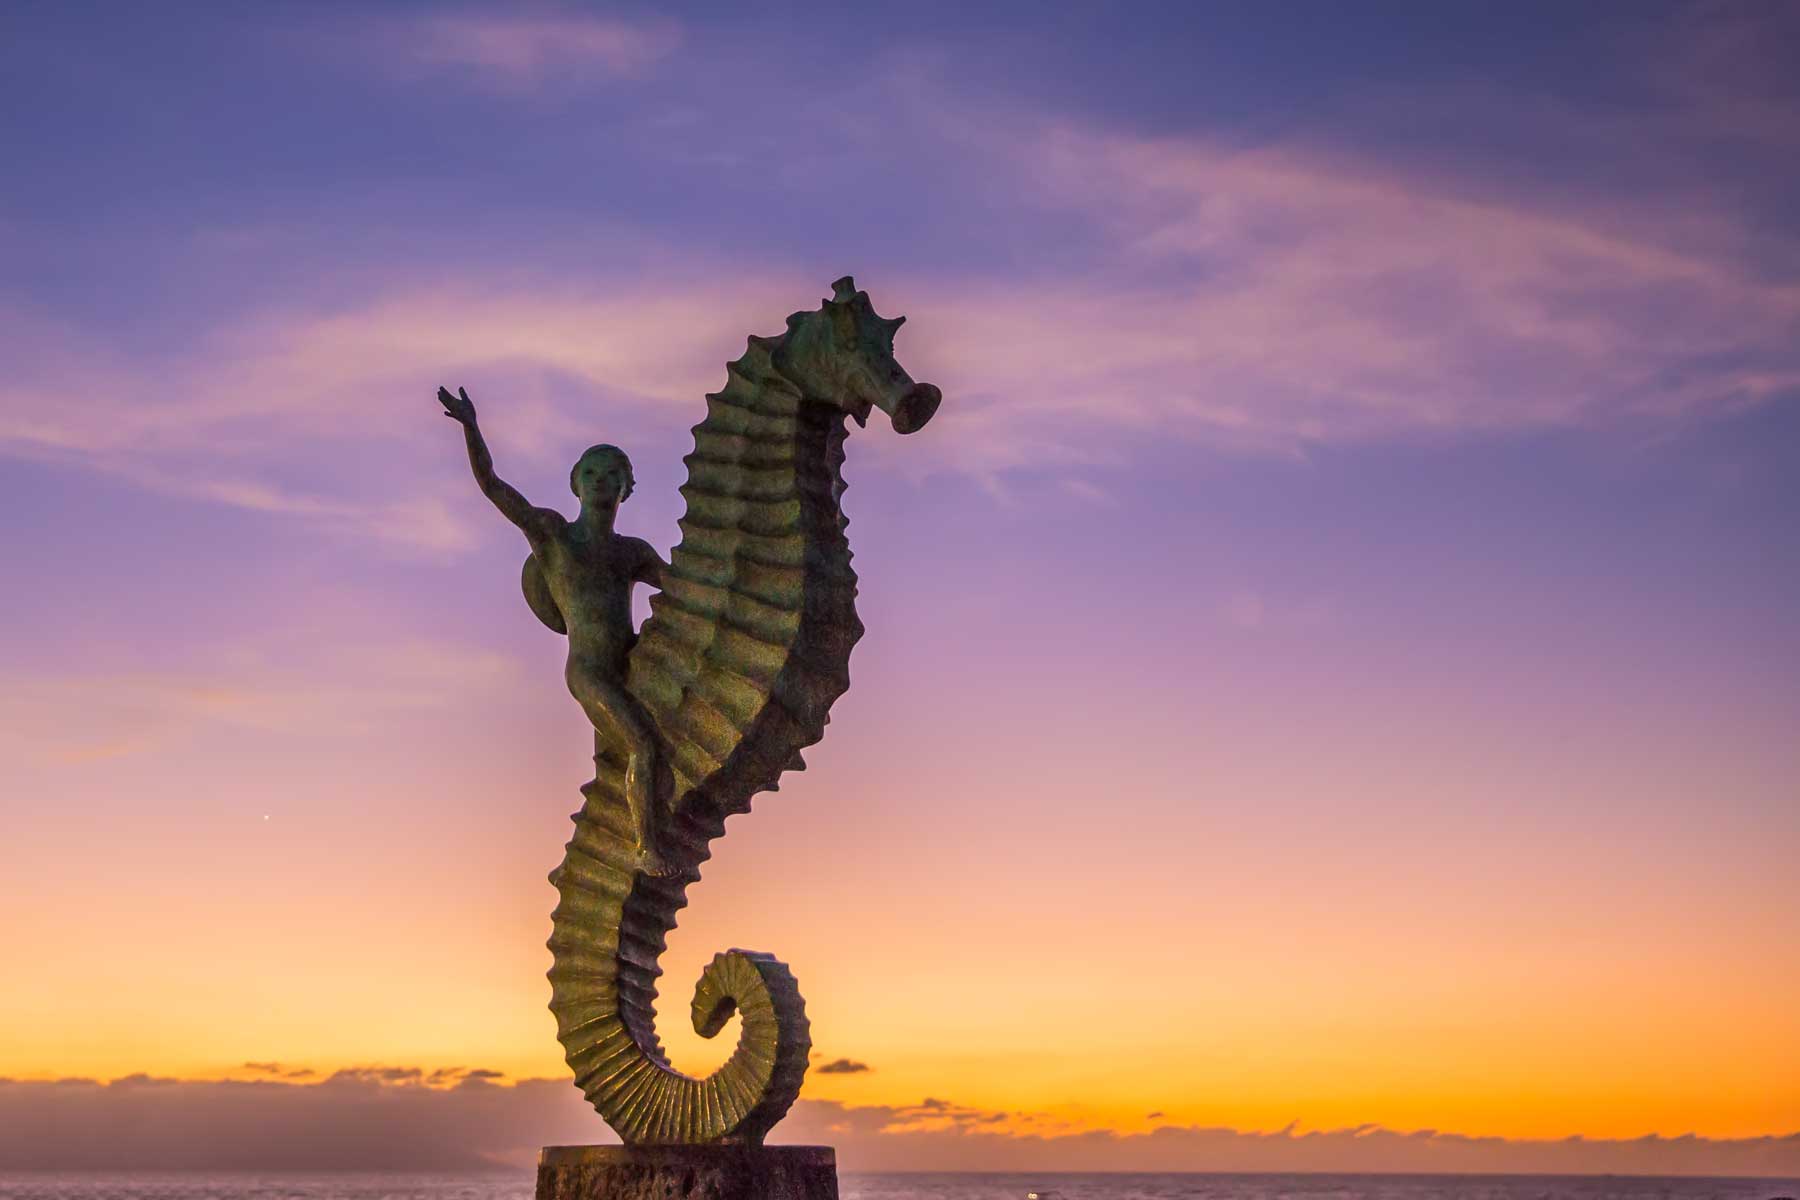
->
[3,1073,1797,1176]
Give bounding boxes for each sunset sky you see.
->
[2,0,1798,1172]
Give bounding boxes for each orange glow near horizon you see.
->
[7,691,1798,1142]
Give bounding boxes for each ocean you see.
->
[1,1173,1797,1200]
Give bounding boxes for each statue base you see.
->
[536,1145,838,1200]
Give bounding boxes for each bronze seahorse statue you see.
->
[438,277,941,1145]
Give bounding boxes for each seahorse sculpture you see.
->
[536,278,939,1144]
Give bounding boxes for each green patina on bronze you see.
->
[439,278,940,1146]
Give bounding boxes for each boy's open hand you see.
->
[436,385,477,425]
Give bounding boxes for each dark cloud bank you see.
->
[2,1073,1798,1178]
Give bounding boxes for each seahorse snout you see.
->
[890,381,941,434]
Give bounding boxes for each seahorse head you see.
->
[773,276,941,434]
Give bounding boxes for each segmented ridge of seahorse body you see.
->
[547,329,854,1144]
[629,335,861,812]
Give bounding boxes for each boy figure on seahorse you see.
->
[435,385,673,874]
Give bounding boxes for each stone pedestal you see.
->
[536,1145,838,1200]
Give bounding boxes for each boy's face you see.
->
[574,455,629,508]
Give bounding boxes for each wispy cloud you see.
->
[10,193,1796,536]
[334,12,682,87]
[0,280,799,548]
[242,1062,318,1079]
[907,120,1800,456]
[0,638,519,765]
[1,278,824,457]
[5,19,1797,530]
[104,458,478,556]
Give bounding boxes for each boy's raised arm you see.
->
[436,386,558,536]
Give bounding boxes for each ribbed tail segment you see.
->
[548,737,811,1143]
[548,329,858,1144]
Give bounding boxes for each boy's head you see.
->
[571,444,635,508]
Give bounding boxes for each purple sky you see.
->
[1,0,1797,1169]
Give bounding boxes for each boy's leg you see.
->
[619,719,669,875]
[569,670,669,873]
